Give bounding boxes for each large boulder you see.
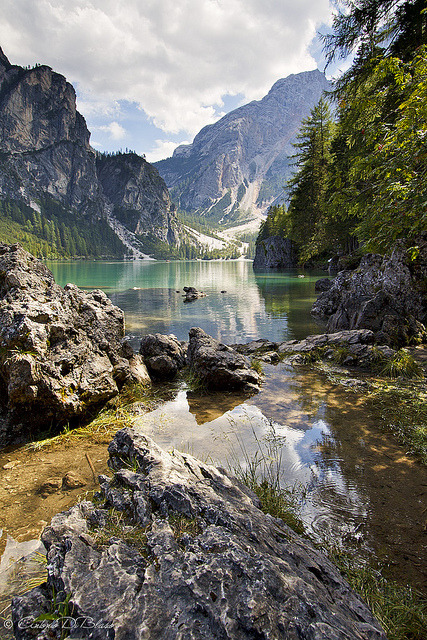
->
[12,428,387,640]
[187,327,261,392]
[140,333,186,379]
[253,235,297,270]
[312,240,427,346]
[0,244,146,445]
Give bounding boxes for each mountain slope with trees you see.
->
[256,0,427,265]
[0,48,183,259]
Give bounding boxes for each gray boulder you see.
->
[187,327,261,392]
[0,244,145,445]
[12,428,386,640]
[312,240,427,346]
[253,235,297,270]
[314,277,333,292]
[140,333,186,379]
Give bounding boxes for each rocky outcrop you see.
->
[187,327,261,392]
[253,235,297,269]
[312,240,427,346]
[183,286,206,301]
[139,333,186,379]
[233,329,398,369]
[155,70,330,226]
[12,428,387,640]
[0,244,149,446]
[96,153,180,248]
[0,48,182,258]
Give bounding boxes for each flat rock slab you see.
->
[12,428,386,640]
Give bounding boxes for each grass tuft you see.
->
[380,349,424,380]
[327,546,427,640]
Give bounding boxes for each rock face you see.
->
[312,240,427,346]
[187,327,261,392]
[253,235,297,269]
[12,428,387,640]
[0,48,182,258]
[0,244,148,445]
[139,333,186,379]
[155,70,330,226]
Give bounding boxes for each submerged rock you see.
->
[187,327,261,392]
[12,428,387,640]
[312,240,427,346]
[183,286,206,302]
[139,333,186,379]
[0,244,148,446]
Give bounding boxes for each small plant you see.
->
[169,514,202,541]
[380,349,424,380]
[250,358,264,375]
[331,345,352,365]
[182,367,208,393]
[326,546,427,640]
[91,508,148,551]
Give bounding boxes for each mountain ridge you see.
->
[155,69,331,228]
[0,47,182,258]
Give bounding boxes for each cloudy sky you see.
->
[0,0,343,162]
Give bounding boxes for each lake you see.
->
[0,259,425,629]
[47,259,326,347]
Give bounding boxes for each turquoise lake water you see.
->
[47,259,326,347]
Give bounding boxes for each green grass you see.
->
[250,358,264,375]
[91,507,149,551]
[327,546,427,640]
[367,381,427,464]
[380,348,424,379]
[25,383,158,450]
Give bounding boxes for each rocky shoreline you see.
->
[12,428,387,640]
[2,243,426,638]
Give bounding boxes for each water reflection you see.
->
[135,363,427,593]
[48,260,325,345]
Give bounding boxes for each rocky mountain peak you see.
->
[0,46,11,69]
[155,69,331,228]
[0,48,184,258]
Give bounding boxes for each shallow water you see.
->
[1,260,426,631]
[135,364,427,593]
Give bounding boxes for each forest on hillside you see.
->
[258,0,426,264]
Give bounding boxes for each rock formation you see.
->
[12,427,387,640]
[139,333,186,380]
[0,47,181,258]
[187,327,261,392]
[0,244,149,446]
[155,70,330,227]
[182,286,206,301]
[253,235,297,269]
[311,240,427,346]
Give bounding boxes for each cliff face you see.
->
[252,235,297,270]
[0,48,181,257]
[155,70,330,226]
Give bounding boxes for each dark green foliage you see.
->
[257,1,427,262]
[0,197,126,258]
[257,204,289,244]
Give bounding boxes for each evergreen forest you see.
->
[258,0,427,264]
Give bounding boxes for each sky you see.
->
[0,0,347,162]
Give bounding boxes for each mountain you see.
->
[0,47,181,258]
[155,70,331,228]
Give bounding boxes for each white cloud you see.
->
[0,0,334,138]
[146,139,191,163]
[98,121,127,140]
